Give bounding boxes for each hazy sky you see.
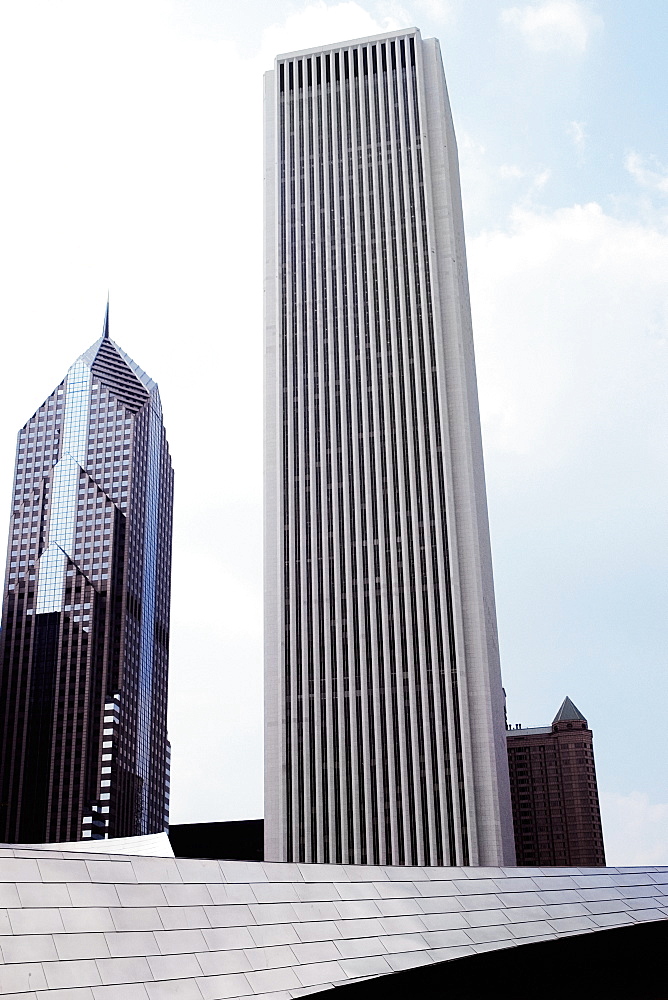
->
[0,0,666,865]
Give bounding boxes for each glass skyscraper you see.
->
[0,308,173,843]
[264,29,515,866]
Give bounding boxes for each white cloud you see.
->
[413,0,455,24]
[499,165,551,191]
[567,119,587,149]
[600,791,668,865]
[626,151,668,195]
[501,1,600,54]
[500,164,525,179]
[532,168,551,189]
[460,133,486,157]
[469,201,668,458]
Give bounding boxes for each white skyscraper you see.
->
[264,28,515,866]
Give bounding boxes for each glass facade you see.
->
[0,309,173,843]
[35,361,91,614]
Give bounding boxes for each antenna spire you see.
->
[103,296,110,339]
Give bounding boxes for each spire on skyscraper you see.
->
[0,318,173,844]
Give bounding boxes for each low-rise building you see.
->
[507,697,605,866]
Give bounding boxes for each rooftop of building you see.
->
[274,26,421,62]
[507,696,589,736]
[553,696,587,725]
[507,725,552,737]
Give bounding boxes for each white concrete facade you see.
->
[0,840,667,997]
[264,29,513,866]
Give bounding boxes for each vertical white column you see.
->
[263,67,282,862]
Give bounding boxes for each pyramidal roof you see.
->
[552,696,587,725]
[78,304,159,412]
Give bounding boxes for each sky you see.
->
[0,0,666,865]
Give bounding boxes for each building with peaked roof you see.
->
[506,698,605,867]
[0,306,173,844]
[264,27,514,868]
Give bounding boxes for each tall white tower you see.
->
[264,28,515,866]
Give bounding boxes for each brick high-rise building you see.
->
[264,28,514,866]
[506,697,605,867]
[0,307,173,843]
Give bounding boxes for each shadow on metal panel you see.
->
[168,818,264,860]
[316,919,668,999]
